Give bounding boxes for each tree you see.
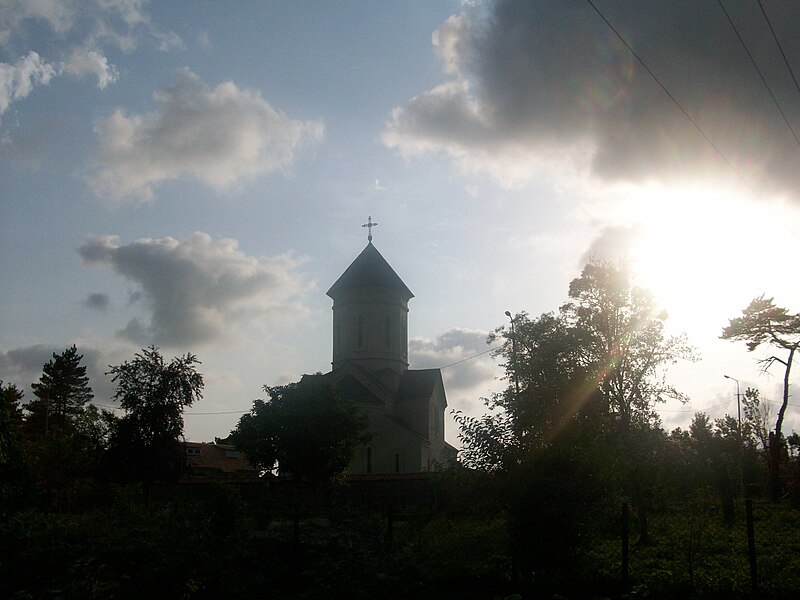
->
[229,377,370,485]
[721,295,800,500]
[454,311,594,470]
[26,345,94,437]
[105,346,203,483]
[561,262,695,430]
[0,381,26,484]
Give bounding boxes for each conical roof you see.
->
[327,242,414,300]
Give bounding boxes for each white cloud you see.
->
[0,0,77,42]
[0,51,58,117]
[385,1,800,199]
[63,47,118,89]
[0,0,182,123]
[77,232,311,347]
[87,68,325,202]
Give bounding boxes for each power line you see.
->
[717,0,800,147]
[438,346,498,370]
[585,0,761,199]
[757,0,800,100]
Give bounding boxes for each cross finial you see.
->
[362,216,378,242]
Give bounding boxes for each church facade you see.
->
[306,237,456,474]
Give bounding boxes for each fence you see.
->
[161,476,800,598]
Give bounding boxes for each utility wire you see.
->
[757,0,800,100]
[438,346,497,370]
[585,0,761,199]
[717,0,800,147]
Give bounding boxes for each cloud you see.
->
[63,48,118,89]
[385,1,800,198]
[86,69,324,202]
[0,0,182,123]
[77,232,311,346]
[0,52,58,118]
[0,342,110,401]
[410,328,499,393]
[0,0,77,42]
[579,225,641,268]
[83,292,110,311]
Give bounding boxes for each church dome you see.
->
[326,242,413,301]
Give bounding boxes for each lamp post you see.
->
[724,374,744,498]
[505,311,520,401]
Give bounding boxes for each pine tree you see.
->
[26,345,94,437]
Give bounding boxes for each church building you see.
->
[308,221,457,474]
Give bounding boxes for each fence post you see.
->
[745,498,758,593]
[621,502,629,588]
[386,504,394,544]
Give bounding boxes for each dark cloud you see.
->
[77,232,309,347]
[83,292,110,311]
[386,0,800,198]
[410,328,499,393]
[0,343,113,402]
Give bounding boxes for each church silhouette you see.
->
[304,223,456,474]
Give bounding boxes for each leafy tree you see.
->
[721,295,800,500]
[458,263,693,471]
[561,262,695,430]
[229,377,370,485]
[455,311,595,470]
[26,345,94,437]
[105,346,203,483]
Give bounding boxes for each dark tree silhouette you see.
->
[26,345,94,437]
[1,381,26,483]
[229,377,369,485]
[106,346,202,483]
[722,295,800,500]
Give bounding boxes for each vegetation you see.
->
[25,345,94,439]
[722,295,800,501]
[105,346,203,484]
[1,281,799,598]
[229,377,370,484]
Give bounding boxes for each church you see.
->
[306,221,457,474]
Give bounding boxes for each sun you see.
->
[611,184,799,337]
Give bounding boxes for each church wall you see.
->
[332,287,409,373]
[349,406,427,474]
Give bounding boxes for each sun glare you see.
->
[613,185,799,337]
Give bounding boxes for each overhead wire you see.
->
[757,0,800,100]
[585,0,761,199]
[717,0,800,147]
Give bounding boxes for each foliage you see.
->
[722,295,800,500]
[229,377,370,484]
[25,345,94,438]
[0,381,27,506]
[0,381,24,466]
[105,346,203,483]
[562,262,696,430]
[457,262,693,474]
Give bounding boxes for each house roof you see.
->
[326,242,413,300]
[396,369,444,405]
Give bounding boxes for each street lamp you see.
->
[723,374,742,437]
[724,374,744,498]
[506,311,520,401]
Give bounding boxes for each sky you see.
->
[1,0,799,447]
